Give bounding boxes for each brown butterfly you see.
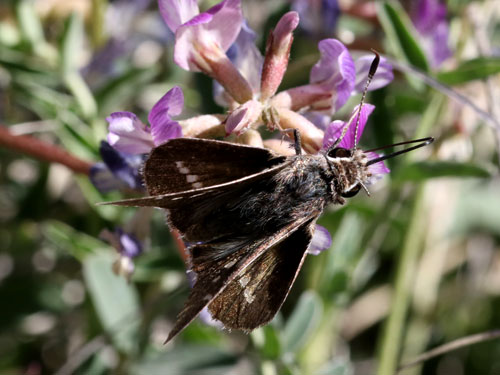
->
[104,54,433,342]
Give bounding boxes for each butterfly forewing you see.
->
[145,138,286,195]
[207,219,315,330]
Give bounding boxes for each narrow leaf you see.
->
[61,13,84,75]
[377,2,429,90]
[437,57,500,85]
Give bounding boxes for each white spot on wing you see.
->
[239,275,250,287]
[175,161,190,174]
[244,289,255,304]
[192,182,203,189]
[224,259,237,269]
[186,175,198,182]
[204,294,213,301]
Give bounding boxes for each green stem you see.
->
[376,185,426,375]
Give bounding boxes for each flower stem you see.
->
[376,185,426,375]
[0,125,92,175]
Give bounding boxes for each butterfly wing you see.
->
[103,139,291,242]
[144,138,286,195]
[165,214,318,343]
[207,219,315,330]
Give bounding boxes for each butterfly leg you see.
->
[280,128,302,155]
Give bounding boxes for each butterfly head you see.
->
[324,146,372,198]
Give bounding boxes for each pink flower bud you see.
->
[260,12,299,100]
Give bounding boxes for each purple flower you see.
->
[310,39,356,112]
[148,86,184,144]
[159,0,243,71]
[106,86,184,155]
[90,141,145,193]
[107,112,155,154]
[273,39,393,118]
[101,228,144,281]
[307,225,332,255]
[309,39,393,113]
[411,0,451,68]
[323,104,390,177]
[353,55,394,93]
[291,0,340,38]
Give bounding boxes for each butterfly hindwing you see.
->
[207,219,315,330]
[164,214,318,343]
[145,138,286,195]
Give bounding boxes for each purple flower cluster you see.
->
[92,0,396,259]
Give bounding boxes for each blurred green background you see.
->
[1,0,500,374]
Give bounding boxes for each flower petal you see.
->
[148,86,184,145]
[202,0,243,51]
[354,55,394,93]
[225,99,263,135]
[322,119,345,149]
[323,104,375,149]
[411,0,451,68]
[173,0,243,71]
[292,0,340,38]
[107,111,154,154]
[302,112,332,131]
[365,151,390,177]
[98,141,144,190]
[310,39,355,112]
[118,229,143,258]
[158,0,199,32]
[307,225,332,255]
[89,163,128,193]
[214,21,263,106]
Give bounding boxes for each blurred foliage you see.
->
[1,0,500,374]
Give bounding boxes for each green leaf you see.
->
[42,220,104,260]
[60,13,97,118]
[394,161,491,181]
[83,251,140,354]
[60,13,84,75]
[437,57,500,85]
[15,0,57,63]
[64,72,98,119]
[16,0,45,47]
[95,67,158,116]
[377,2,429,89]
[259,325,282,359]
[283,291,323,353]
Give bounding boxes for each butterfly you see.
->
[104,53,433,342]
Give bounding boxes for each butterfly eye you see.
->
[328,148,352,158]
[341,184,361,198]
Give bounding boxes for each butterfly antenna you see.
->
[353,50,380,150]
[332,50,381,150]
[366,137,434,165]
